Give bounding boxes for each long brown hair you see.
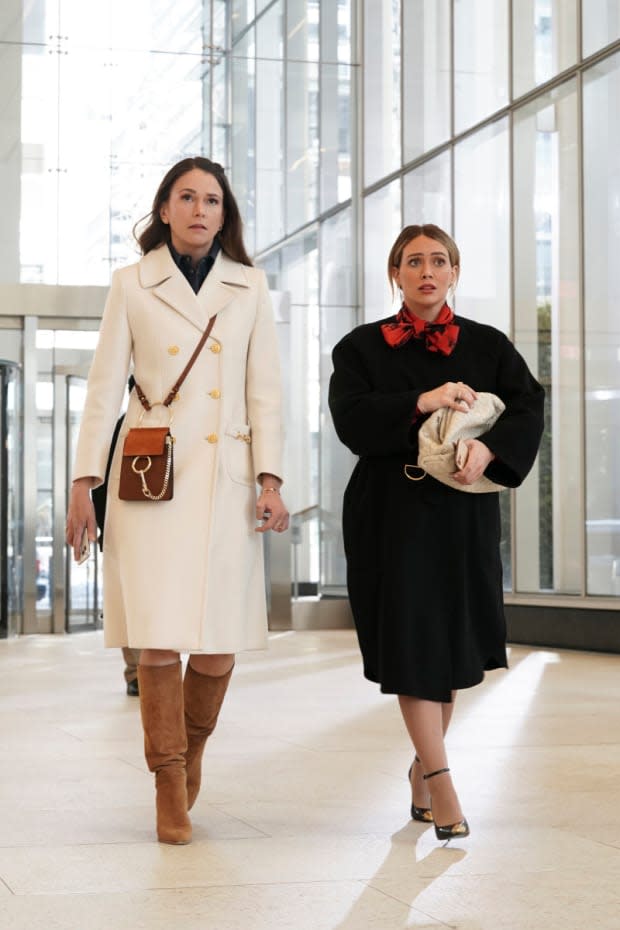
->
[134,157,253,266]
[387,224,460,293]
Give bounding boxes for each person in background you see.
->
[329,224,544,842]
[91,376,141,697]
[66,157,288,845]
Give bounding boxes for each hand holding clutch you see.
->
[411,392,506,493]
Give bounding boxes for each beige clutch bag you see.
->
[407,392,507,493]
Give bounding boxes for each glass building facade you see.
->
[1,0,620,639]
[240,0,620,615]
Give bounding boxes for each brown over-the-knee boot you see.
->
[183,662,233,810]
[138,662,192,845]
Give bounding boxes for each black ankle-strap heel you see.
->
[423,767,470,841]
[408,755,433,823]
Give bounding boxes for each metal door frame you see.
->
[0,360,23,638]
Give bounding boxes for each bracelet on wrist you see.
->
[261,486,281,494]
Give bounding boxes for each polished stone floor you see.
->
[0,628,619,930]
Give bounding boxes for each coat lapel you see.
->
[196,251,250,329]
[139,245,250,332]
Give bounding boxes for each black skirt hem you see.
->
[362,662,508,704]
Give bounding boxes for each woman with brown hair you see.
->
[329,224,543,841]
[66,157,288,844]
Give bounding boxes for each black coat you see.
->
[328,314,545,701]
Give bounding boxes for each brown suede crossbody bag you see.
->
[118,314,217,502]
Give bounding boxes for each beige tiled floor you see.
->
[0,629,619,930]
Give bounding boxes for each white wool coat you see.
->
[72,244,283,653]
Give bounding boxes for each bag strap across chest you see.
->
[134,314,218,411]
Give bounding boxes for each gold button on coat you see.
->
[206,433,218,444]
[209,389,221,399]
[168,345,180,355]
[209,343,221,354]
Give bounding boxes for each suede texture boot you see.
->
[183,662,233,810]
[138,662,192,845]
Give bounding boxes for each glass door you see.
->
[0,361,23,637]
[65,375,102,631]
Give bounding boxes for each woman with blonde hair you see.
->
[329,224,543,841]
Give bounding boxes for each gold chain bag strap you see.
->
[118,314,218,501]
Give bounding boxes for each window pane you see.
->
[513,80,580,595]
[454,119,509,332]
[231,30,256,254]
[283,234,320,590]
[583,52,620,595]
[403,0,451,160]
[363,180,402,322]
[212,54,229,167]
[321,0,352,63]
[454,0,508,133]
[363,0,401,185]
[319,209,357,593]
[60,0,206,53]
[512,0,578,98]
[320,63,353,209]
[582,0,620,58]
[213,0,228,47]
[320,0,353,211]
[232,0,255,39]
[259,234,320,593]
[403,151,451,231]
[20,0,58,45]
[2,43,22,283]
[108,49,208,272]
[211,3,230,166]
[108,162,164,277]
[255,4,284,250]
[286,1,319,231]
[454,121,512,596]
[18,42,60,284]
[58,48,112,286]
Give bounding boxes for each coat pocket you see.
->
[223,423,254,486]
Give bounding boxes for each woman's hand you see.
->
[255,476,290,534]
[452,439,495,486]
[417,381,477,415]
[65,477,98,560]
